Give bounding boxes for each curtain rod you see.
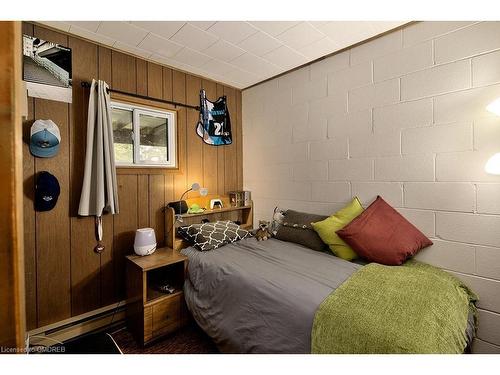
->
[80,81,200,111]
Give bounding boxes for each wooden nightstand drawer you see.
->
[152,295,182,337]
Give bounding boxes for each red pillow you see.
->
[336,196,432,265]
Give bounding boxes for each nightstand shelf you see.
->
[126,247,189,346]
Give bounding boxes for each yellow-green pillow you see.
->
[311,197,364,260]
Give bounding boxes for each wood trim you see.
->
[0,21,26,350]
[22,22,37,331]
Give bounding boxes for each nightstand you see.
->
[126,247,189,346]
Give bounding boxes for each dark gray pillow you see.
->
[178,220,251,251]
[275,210,328,251]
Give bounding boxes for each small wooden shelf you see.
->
[166,200,253,251]
[126,247,189,346]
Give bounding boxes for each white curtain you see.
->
[78,79,119,220]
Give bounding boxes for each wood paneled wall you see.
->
[22,22,243,330]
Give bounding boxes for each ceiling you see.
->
[40,21,407,89]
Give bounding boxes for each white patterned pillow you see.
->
[177,220,251,251]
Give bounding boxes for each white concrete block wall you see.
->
[242,21,500,352]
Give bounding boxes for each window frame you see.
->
[110,100,177,169]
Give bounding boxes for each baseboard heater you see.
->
[27,300,127,349]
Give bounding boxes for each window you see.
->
[111,101,176,168]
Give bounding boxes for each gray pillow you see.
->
[275,210,328,251]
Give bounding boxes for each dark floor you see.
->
[111,323,219,354]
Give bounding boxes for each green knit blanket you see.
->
[311,260,477,354]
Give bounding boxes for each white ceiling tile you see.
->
[277,22,325,50]
[130,21,185,39]
[315,21,375,45]
[172,47,212,67]
[200,59,238,76]
[202,39,245,62]
[113,41,153,59]
[207,22,258,44]
[231,52,281,77]
[309,21,330,28]
[170,23,218,51]
[237,31,282,56]
[68,25,115,47]
[263,46,308,69]
[138,33,183,57]
[189,21,217,31]
[369,21,407,34]
[249,21,300,37]
[298,37,340,60]
[149,54,184,68]
[39,21,71,33]
[233,76,260,88]
[96,21,149,46]
[225,68,261,85]
[68,21,101,33]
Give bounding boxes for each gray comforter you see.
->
[181,238,360,353]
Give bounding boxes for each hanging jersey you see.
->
[196,89,232,146]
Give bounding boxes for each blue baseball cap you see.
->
[30,119,61,158]
[35,171,60,212]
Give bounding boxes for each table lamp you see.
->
[167,182,207,214]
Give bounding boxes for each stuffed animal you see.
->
[255,220,272,241]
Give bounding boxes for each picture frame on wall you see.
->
[22,34,72,103]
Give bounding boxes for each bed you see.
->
[181,237,477,354]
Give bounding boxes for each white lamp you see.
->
[485,98,500,175]
[486,98,500,116]
[485,153,500,175]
